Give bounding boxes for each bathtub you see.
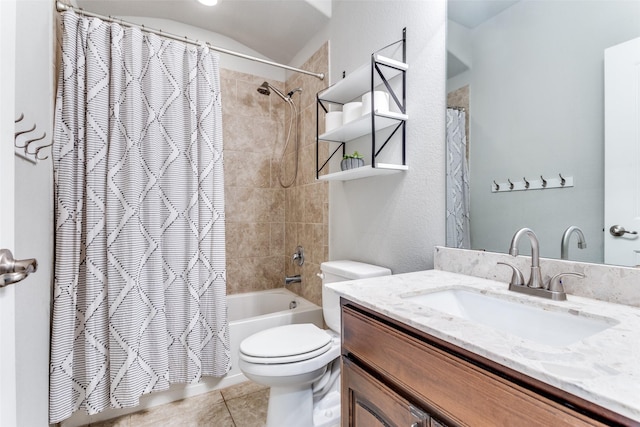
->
[63,288,324,427]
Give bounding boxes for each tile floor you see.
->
[87,381,269,427]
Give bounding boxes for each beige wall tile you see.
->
[226,255,285,294]
[222,68,285,293]
[226,222,270,259]
[221,42,327,300]
[270,222,285,257]
[224,150,271,188]
[281,44,329,305]
[222,114,279,156]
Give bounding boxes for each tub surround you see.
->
[435,246,640,308]
[327,269,640,422]
[283,42,329,308]
[222,40,329,299]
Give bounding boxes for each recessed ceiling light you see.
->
[197,0,218,6]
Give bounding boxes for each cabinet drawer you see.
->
[342,304,607,427]
[342,357,429,427]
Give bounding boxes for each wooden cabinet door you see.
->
[342,357,428,427]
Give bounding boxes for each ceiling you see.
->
[447,0,519,28]
[74,0,331,64]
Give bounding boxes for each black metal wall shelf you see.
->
[316,28,408,182]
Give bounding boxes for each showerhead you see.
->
[257,81,292,102]
[257,81,271,96]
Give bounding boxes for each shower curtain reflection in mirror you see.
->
[49,11,230,423]
[446,107,470,249]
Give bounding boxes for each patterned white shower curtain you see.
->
[49,11,230,423]
[446,108,471,249]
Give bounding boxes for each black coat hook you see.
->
[22,132,47,152]
[14,123,36,141]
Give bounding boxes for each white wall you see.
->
[0,2,18,425]
[466,0,640,262]
[14,1,54,425]
[328,1,447,273]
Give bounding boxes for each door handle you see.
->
[609,225,638,237]
[0,249,37,288]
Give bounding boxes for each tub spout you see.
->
[285,275,301,285]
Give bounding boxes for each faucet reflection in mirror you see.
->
[561,226,587,260]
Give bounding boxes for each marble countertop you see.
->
[327,269,640,422]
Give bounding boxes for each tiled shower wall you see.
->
[221,43,329,302]
[283,43,330,307]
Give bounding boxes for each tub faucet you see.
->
[560,226,587,260]
[508,227,543,289]
[285,275,301,285]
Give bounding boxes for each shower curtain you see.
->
[49,11,230,423]
[446,108,471,249]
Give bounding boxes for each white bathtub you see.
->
[63,288,324,427]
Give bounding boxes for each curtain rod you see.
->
[55,1,325,81]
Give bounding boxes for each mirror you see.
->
[445,0,640,265]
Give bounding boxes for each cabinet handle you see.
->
[409,405,427,426]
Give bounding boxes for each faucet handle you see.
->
[497,262,525,286]
[292,245,304,266]
[547,272,585,293]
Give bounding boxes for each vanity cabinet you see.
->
[315,29,407,182]
[341,300,632,427]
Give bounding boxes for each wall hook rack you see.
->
[491,174,574,193]
[14,113,51,164]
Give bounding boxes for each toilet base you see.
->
[266,384,314,427]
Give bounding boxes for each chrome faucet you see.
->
[285,275,301,285]
[508,227,543,289]
[498,227,585,301]
[560,226,587,260]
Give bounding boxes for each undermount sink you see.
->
[403,288,616,347]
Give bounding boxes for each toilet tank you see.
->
[321,261,392,333]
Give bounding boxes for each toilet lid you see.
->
[240,324,332,364]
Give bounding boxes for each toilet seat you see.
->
[240,324,332,364]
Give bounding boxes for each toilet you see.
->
[238,260,392,427]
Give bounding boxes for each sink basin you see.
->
[403,288,615,347]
